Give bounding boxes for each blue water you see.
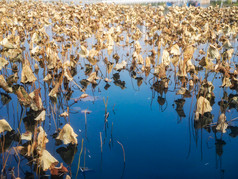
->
[2,66,238,178]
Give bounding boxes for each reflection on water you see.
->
[0,1,238,179]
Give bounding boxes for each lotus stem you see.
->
[117,140,125,164]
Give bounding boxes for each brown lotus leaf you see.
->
[208,44,220,60]
[21,131,32,141]
[2,49,22,62]
[216,113,228,133]
[87,72,99,84]
[170,44,180,56]
[34,110,46,122]
[14,85,32,106]
[196,96,212,116]
[31,46,41,56]
[183,45,194,63]
[134,41,141,53]
[21,63,37,84]
[0,57,9,71]
[0,38,17,49]
[0,75,13,93]
[80,93,89,99]
[114,60,127,71]
[50,163,68,176]
[199,57,214,70]
[186,60,195,72]
[64,69,73,81]
[176,87,187,95]
[56,124,78,145]
[145,57,151,68]
[37,126,49,150]
[43,74,52,82]
[107,34,114,55]
[60,111,69,117]
[221,77,231,88]
[154,64,166,79]
[171,56,179,67]
[177,59,187,77]
[49,73,63,98]
[104,78,112,82]
[79,45,89,58]
[29,88,43,111]
[0,119,12,133]
[162,49,170,66]
[39,149,59,171]
[107,62,114,74]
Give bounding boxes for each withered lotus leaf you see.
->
[183,45,194,63]
[0,75,13,93]
[37,126,49,150]
[56,124,78,145]
[196,96,212,116]
[208,44,220,60]
[0,119,12,133]
[13,85,32,106]
[87,72,99,84]
[114,60,127,71]
[161,49,170,66]
[0,57,9,70]
[0,38,17,49]
[216,113,228,133]
[35,110,46,121]
[60,111,69,117]
[21,131,32,141]
[21,63,37,84]
[39,149,59,171]
[170,44,180,56]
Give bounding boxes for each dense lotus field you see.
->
[0,1,237,178]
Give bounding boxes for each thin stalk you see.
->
[76,138,84,177]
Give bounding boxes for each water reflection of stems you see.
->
[100,132,103,154]
[103,96,109,117]
[117,141,125,164]
[76,138,84,177]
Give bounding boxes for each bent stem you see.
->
[117,140,125,164]
[76,138,84,177]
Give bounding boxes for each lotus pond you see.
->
[0,1,238,179]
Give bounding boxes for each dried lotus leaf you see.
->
[0,57,8,70]
[208,44,220,60]
[29,88,43,111]
[183,45,194,63]
[145,57,151,68]
[162,50,170,66]
[216,113,228,133]
[196,96,212,116]
[34,110,46,121]
[21,64,37,84]
[114,60,127,71]
[13,85,32,106]
[0,38,17,49]
[37,126,48,149]
[0,119,12,133]
[0,75,13,93]
[56,124,78,145]
[43,74,52,82]
[39,150,59,171]
[221,77,231,88]
[60,111,69,117]
[107,62,114,74]
[170,44,180,56]
[79,45,89,58]
[21,131,32,141]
